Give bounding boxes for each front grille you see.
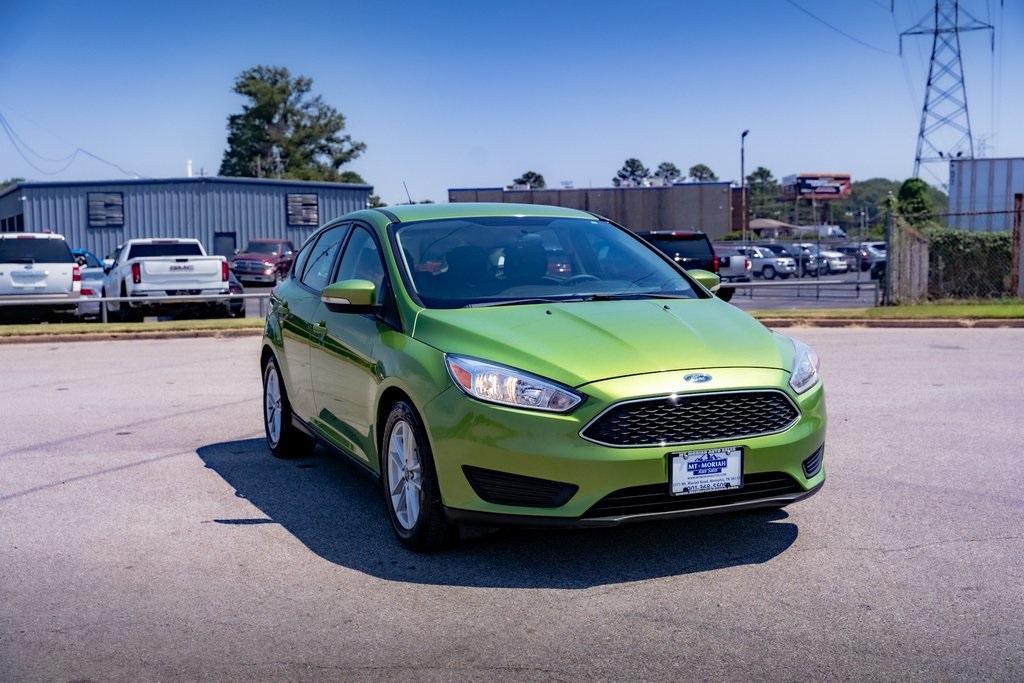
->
[463,466,578,508]
[582,472,801,519]
[234,260,270,272]
[580,390,799,447]
[802,444,824,477]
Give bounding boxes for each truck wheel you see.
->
[762,265,776,280]
[262,355,313,459]
[120,284,142,322]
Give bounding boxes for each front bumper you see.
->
[446,478,823,528]
[423,367,826,524]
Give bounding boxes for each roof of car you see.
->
[0,232,66,240]
[635,230,705,237]
[376,202,595,223]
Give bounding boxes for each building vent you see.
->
[87,192,125,227]
[287,193,319,226]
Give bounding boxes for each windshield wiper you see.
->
[467,297,586,308]
[581,292,693,301]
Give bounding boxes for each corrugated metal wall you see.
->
[18,178,370,257]
[948,158,1023,232]
[448,184,734,238]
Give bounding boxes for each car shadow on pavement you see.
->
[197,439,799,589]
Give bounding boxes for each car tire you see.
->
[262,355,313,459]
[717,287,735,302]
[762,265,776,280]
[779,273,791,280]
[380,400,458,551]
[120,284,143,322]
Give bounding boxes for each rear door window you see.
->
[300,226,348,291]
[0,238,74,263]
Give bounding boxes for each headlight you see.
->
[789,338,821,394]
[445,355,583,412]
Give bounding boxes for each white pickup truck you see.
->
[102,238,230,321]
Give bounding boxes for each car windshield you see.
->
[0,238,74,263]
[393,216,701,308]
[246,243,281,254]
[127,243,204,259]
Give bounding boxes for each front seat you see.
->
[502,236,548,288]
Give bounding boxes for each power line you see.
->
[0,115,78,175]
[784,0,898,54]
[0,108,144,178]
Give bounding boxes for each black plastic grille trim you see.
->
[580,390,799,447]
[462,465,578,508]
[582,472,801,518]
[802,444,824,477]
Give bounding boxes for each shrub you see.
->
[925,227,1012,299]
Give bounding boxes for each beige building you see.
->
[448,182,739,239]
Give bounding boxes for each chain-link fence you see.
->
[886,198,1022,304]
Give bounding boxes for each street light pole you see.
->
[740,129,749,243]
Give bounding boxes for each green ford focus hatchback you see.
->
[260,203,826,550]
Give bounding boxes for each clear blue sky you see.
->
[2,0,1021,203]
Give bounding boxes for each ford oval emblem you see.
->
[683,373,712,384]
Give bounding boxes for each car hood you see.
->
[413,298,791,388]
[233,252,282,261]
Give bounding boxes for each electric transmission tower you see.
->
[899,1,994,185]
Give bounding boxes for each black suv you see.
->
[636,230,731,301]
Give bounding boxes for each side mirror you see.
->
[321,279,377,312]
[688,269,721,293]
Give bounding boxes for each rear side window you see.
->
[0,238,74,263]
[300,226,347,291]
[648,237,712,260]
[127,243,204,259]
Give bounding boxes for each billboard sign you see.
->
[781,174,851,201]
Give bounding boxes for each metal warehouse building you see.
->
[0,177,372,258]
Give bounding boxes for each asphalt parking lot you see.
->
[2,329,1022,681]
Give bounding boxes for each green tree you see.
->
[368,195,386,208]
[511,171,546,189]
[219,65,366,182]
[688,163,718,181]
[1,177,24,191]
[613,158,649,186]
[897,177,934,221]
[654,162,681,183]
[745,166,780,219]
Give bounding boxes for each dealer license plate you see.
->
[670,447,743,496]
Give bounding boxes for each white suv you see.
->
[0,233,80,320]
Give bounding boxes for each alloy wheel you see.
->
[264,364,283,447]
[387,420,423,530]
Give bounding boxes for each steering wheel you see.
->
[559,274,600,286]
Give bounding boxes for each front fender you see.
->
[264,310,284,348]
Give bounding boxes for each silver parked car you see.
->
[737,246,796,280]
[76,267,105,319]
[714,246,753,282]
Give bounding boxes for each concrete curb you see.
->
[0,327,264,345]
[758,318,1024,328]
